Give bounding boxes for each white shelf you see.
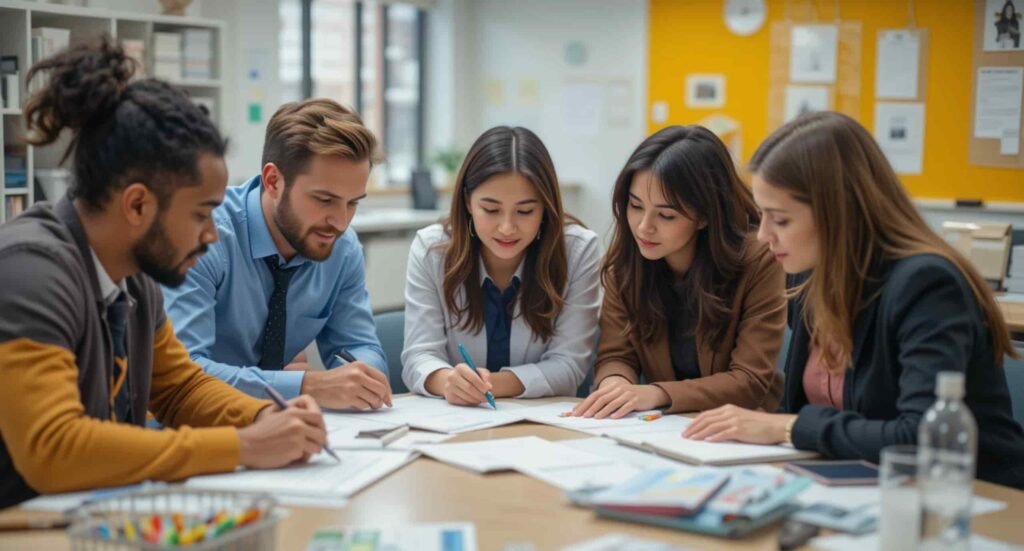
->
[2,188,30,196]
[0,107,20,115]
[0,1,222,28]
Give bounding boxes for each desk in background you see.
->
[2,398,1022,551]
[350,208,444,313]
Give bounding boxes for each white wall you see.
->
[452,0,649,243]
[200,0,281,185]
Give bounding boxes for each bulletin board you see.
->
[766,20,863,132]
[969,0,1024,169]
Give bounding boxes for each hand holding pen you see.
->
[456,344,497,410]
[244,370,340,464]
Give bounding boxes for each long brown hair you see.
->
[603,125,759,346]
[749,111,1016,371]
[442,126,571,341]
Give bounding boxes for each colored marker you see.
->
[640,412,663,422]
[251,370,341,463]
[456,343,497,410]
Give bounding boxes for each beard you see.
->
[134,217,207,287]
[273,188,341,261]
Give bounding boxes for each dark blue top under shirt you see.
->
[483,276,521,372]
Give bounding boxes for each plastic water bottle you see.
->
[917,371,977,551]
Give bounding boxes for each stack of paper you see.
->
[182,29,213,80]
[152,32,182,80]
[522,402,674,435]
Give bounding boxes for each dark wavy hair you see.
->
[603,125,759,347]
[23,34,227,210]
[442,126,574,342]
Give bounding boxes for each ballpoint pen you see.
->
[251,370,341,462]
[456,343,497,410]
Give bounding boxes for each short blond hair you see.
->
[261,98,381,184]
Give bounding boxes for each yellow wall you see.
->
[648,0,1023,201]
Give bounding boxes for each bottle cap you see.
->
[936,371,965,399]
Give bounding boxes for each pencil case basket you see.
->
[67,487,284,550]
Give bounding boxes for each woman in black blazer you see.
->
[683,112,1024,489]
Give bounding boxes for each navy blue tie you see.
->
[259,257,298,370]
[483,277,520,372]
[107,292,132,422]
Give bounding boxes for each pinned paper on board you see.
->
[651,101,669,123]
[784,85,830,123]
[983,0,1024,51]
[874,102,925,175]
[605,80,634,127]
[973,67,1023,145]
[876,30,922,100]
[789,24,838,84]
[560,81,603,136]
[484,79,506,107]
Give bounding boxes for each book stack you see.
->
[1007,246,1024,294]
[121,39,146,78]
[152,32,182,81]
[3,152,27,190]
[182,29,213,80]
[570,468,811,539]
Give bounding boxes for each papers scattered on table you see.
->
[797,482,1008,517]
[812,532,1021,551]
[522,402,669,433]
[415,436,610,474]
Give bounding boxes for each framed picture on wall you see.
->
[685,74,726,108]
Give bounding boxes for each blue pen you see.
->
[251,370,341,462]
[456,343,497,410]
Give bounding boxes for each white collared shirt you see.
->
[90,249,127,306]
[401,223,602,397]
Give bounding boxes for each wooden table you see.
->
[997,295,1024,335]
[2,416,1023,550]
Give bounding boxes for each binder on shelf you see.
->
[152,31,183,81]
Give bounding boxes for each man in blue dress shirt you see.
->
[163,98,391,409]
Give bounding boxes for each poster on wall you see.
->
[685,74,726,108]
[983,0,1023,51]
[876,30,922,100]
[874,102,925,175]
[784,85,830,123]
[973,66,1023,156]
[789,24,838,83]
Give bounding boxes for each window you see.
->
[280,0,425,187]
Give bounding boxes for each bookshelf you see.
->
[0,0,225,223]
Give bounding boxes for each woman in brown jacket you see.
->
[572,125,786,418]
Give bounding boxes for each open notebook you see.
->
[606,428,818,466]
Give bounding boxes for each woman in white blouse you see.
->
[402,126,601,404]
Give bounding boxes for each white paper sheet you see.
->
[612,430,816,466]
[784,85,830,123]
[813,532,1021,551]
[876,30,921,99]
[874,102,926,174]
[562,437,696,472]
[327,394,530,434]
[522,401,671,434]
[797,482,1007,517]
[560,81,603,136]
[328,428,453,450]
[415,436,613,474]
[185,450,416,498]
[974,67,1024,139]
[790,24,838,83]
